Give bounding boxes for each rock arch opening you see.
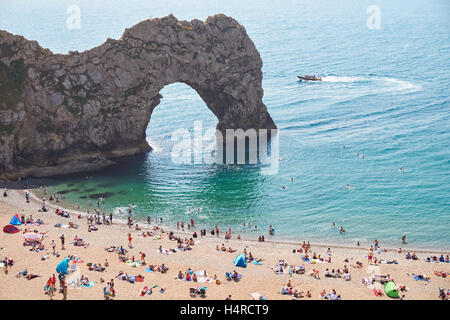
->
[145,82,217,155]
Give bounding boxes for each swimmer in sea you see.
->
[339,226,346,233]
[399,167,403,172]
[282,186,287,190]
[346,184,351,189]
[289,177,294,181]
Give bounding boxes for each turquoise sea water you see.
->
[1,0,449,249]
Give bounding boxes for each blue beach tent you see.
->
[56,257,69,274]
[9,214,21,225]
[233,254,247,268]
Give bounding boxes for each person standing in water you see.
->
[402,234,406,244]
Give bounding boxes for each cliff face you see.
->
[0,14,276,180]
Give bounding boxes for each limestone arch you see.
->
[0,14,276,179]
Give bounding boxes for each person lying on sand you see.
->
[16,269,40,280]
[310,269,320,279]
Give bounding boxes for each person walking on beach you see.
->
[62,284,68,300]
[51,274,56,291]
[128,233,133,248]
[3,257,8,274]
[60,234,65,250]
[51,240,56,255]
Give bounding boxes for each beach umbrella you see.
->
[233,254,247,268]
[9,214,22,225]
[3,225,19,234]
[384,281,399,298]
[22,232,43,241]
[56,257,69,274]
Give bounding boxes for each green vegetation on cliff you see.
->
[0,59,26,110]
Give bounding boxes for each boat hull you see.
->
[297,76,322,81]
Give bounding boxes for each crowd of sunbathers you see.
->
[105,245,128,255]
[16,268,41,280]
[272,260,305,275]
[294,241,312,254]
[225,270,241,281]
[281,280,311,298]
[320,289,342,300]
[55,209,70,218]
[216,244,237,253]
[19,214,44,225]
[176,268,221,284]
[324,267,351,280]
[426,255,449,263]
[87,262,106,272]
[72,236,89,247]
[405,252,419,260]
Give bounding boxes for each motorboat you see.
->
[297,75,322,81]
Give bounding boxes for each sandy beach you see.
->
[0,188,449,300]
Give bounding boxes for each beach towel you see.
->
[253,261,262,265]
[373,288,383,296]
[251,292,266,300]
[127,261,141,268]
[67,278,79,287]
[3,225,19,234]
[145,267,152,272]
[81,280,94,288]
[135,276,144,282]
[413,275,430,281]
